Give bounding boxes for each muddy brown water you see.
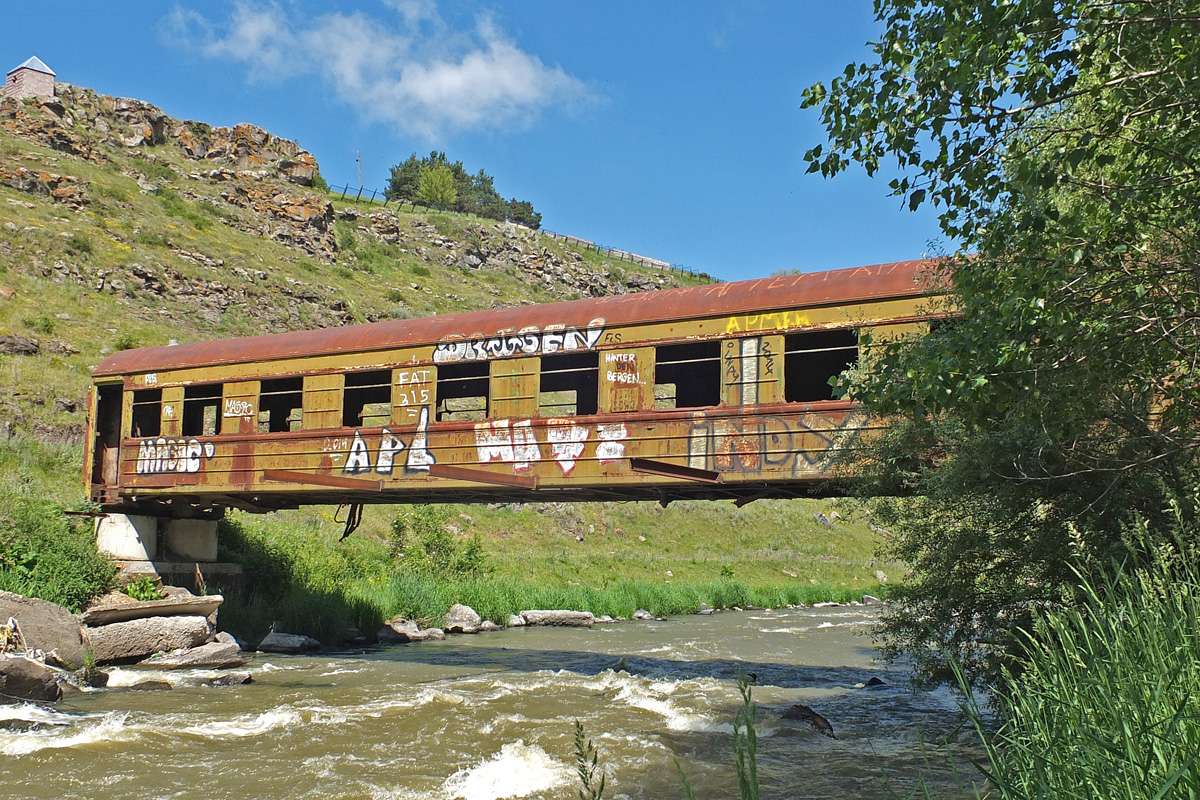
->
[0,607,983,799]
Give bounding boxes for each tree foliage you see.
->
[804,1,1200,681]
[387,151,542,228]
[415,163,458,210]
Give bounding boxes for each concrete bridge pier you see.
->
[95,514,242,589]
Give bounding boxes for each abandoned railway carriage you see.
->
[85,259,942,520]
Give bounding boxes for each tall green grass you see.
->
[964,549,1200,798]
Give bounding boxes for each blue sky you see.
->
[4,2,942,281]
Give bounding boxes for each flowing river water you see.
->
[0,606,983,799]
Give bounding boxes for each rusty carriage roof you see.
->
[93,258,943,377]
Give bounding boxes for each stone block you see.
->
[162,518,218,562]
[95,514,158,561]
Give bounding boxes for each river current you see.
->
[0,606,983,799]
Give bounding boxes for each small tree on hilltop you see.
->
[416,164,457,210]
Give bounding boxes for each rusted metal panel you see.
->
[94,259,942,377]
[222,381,259,435]
[392,365,433,426]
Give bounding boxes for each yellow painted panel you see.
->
[303,373,343,431]
[492,357,538,419]
[222,380,259,435]
[160,386,183,437]
[759,335,784,404]
[599,347,653,413]
[392,364,435,426]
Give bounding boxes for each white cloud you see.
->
[163,2,591,139]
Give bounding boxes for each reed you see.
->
[963,548,1200,798]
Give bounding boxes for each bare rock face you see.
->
[0,590,87,669]
[139,640,248,670]
[84,615,210,664]
[519,610,595,628]
[0,167,86,209]
[443,604,482,634]
[0,655,63,702]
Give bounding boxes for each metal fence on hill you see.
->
[328,183,713,283]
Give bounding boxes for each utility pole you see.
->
[355,151,362,189]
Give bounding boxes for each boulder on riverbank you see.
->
[85,615,210,664]
[0,590,87,669]
[520,610,594,627]
[140,640,248,670]
[444,604,482,634]
[0,655,63,702]
[82,591,223,626]
[506,614,526,628]
[632,609,654,621]
[257,631,321,653]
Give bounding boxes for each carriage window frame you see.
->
[653,341,722,410]
[131,388,162,437]
[342,369,392,428]
[538,352,599,417]
[182,383,223,436]
[435,361,490,422]
[783,329,859,403]
[258,376,304,433]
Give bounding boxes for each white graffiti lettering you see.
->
[433,319,606,364]
[223,398,255,417]
[596,423,628,462]
[511,420,541,472]
[546,419,589,475]
[475,420,515,464]
[135,437,216,475]
[341,407,435,475]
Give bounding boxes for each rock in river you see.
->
[377,618,445,643]
[782,703,837,739]
[444,604,481,634]
[140,641,249,670]
[0,590,87,669]
[0,655,63,702]
[632,609,654,621]
[257,631,321,653]
[85,615,210,664]
[520,610,594,627]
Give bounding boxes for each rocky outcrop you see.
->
[140,640,248,670]
[0,590,87,669]
[257,631,320,653]
[632,609,654,621]
[220,183,335,258]
[0,655,63,702]
[506,614,527,628]
[0,166,85,209]
[84,615,210,664]
[443,604,482,634]
[1,85,319,187]
[519,610,594,628]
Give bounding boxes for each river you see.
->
[0,606,983,799]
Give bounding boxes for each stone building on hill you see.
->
[4,57,55,101]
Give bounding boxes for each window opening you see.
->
[654,342,721,409]
[342,370,392,427]
[131,388,162,437]
[784,329,858,402]
[436,362,489,422]
[182,383,223,436]
[258,377,303,432]
[538,352,598,416]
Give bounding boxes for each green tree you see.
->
[803,1,1200,681]
[416,164,458,210]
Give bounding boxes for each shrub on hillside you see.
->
[389,505,491,578]
[0,496,115,611]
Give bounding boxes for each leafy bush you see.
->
[155,187,211,230]
[122,575,164,601]
[386,150,540,225]
[312,172,329,192]
[389,505,491,578]
[23,314,55,335]
[0,497,115,612]
[416,164,458,210]
[113,332,139,351]
[411,265,431,278]
[966,542,1200,797]
[65,232,93,256]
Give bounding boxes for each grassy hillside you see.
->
[0,85,896,631]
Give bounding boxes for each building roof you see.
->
[7,56,55,77]
[93,258,945,377]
